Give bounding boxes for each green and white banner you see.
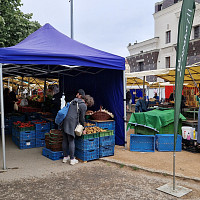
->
[174,0,195,149]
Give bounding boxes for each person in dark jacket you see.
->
[62,90,94,165]
[9,87,17,102]
[4,88,14,114]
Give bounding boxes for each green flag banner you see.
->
[174,0,195,149]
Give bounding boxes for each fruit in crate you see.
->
[84,122,95,127]
[84,126,107,135]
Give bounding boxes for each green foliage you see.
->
[0,0,41,47]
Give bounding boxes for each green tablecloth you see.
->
[127,109,186,132]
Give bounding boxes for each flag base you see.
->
[156,183,192,198]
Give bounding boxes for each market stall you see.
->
[0,23,125,169]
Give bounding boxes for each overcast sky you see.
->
[21,0,159,58]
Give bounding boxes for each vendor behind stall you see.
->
[4,88,14,114]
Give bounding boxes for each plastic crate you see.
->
[99,145,115,157]
[12,136,36,149]
[155,134,182,152]
[77,132,99,140]
[99,135,115,147]
[32,120,50,131]
[14,130,36,141]
[36,138,45,147]
[75,138,99,151]
[36,129,50,139]
[99,130,114,137]
[75,148,99,161]
[135,121,182,135]
[42,147,63,161]
[130,134,155,152]
[26,112,41,121]
[11,115,26,122]
[89,120,115,134]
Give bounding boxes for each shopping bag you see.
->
[14,102,18,111]
[75,124,84,136]
[55,102,70,125]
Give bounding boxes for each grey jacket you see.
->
[63,98,87,137]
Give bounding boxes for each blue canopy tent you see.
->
[0,23,126,169]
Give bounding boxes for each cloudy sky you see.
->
[21,0,159,57]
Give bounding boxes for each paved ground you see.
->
[1,161,200,200]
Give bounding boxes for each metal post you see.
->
[0,63,6,170]
[70,0,74,39]
[143,76,145,99]
[173,152,176,190]
[123,71,127,149]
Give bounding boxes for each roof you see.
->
[0,23,125,77]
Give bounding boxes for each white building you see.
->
[127,0,200,82]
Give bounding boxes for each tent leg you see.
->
[123,71,127,149]
[0,63,6,170]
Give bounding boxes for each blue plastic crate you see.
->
[130,134,155,152]
[15,130,36,141]
[99,145,115,157]
[42,147,63,161]
[26,112,41,121]
[75,148,99,161]
[99,135,115,147]
[11,115,25,122]
[75,138,99,151]
[12,136,36,149]
[36,138,45,147]
[89,120,115,134]
[32,121,50,131]
[155,134,182,152]
[36,128,50,139]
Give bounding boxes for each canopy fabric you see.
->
[126,77,149,86]
[0,23,125,71]
[156,65,200,85]
[127,109,186,132]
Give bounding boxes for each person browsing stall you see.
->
[62,89,94,165]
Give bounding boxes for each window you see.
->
[158,4,162,11]
[194,26,200,39]
[139,62,144,71]
[166,31,171,43]
[166,57,170,68]
[174,0,178,3]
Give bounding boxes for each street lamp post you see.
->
[70,0,74,39]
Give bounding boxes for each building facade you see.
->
[127,0,200,82]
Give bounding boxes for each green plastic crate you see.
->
[79,132,99,140]
[99,130,114,137]
[135,121,182,135]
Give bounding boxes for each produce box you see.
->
[99,145,114,158]
[130,134,155,152]
[75,148,99,161]
[31,120,50,131]
[12,136,36,149]
[99,130,114,137]
[78,132,99,140]
[155,134,182,152]
[36,138,45,147]
[99,135,115,147]
[75,137,99,151]
[42,147,63,160]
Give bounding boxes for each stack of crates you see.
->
[25,112,41,121]
[75,133,99,162]
[4,116,12,135]
[99,130,115,157]
[32,120,50,147]
[12,121,36,149]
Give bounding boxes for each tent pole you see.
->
[0,63,6,170]
[123,71,127,149]
[70,0,74,39]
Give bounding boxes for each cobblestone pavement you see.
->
[0,161,199,200]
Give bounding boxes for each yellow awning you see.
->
[126,77,149,86]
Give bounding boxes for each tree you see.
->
[0,0,41,47]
